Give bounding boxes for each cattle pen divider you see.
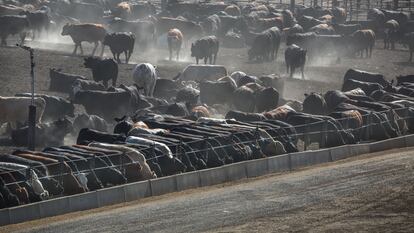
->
[1,134,413,227]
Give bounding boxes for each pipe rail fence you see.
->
[1,106,413,195]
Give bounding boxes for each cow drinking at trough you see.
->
[167,28,183,61]
[103,32,135,64]
[191,36,219,64]
[61,23,106,56]
[285,44,306,79]
[132,63,157,97]
[83,57,118,88]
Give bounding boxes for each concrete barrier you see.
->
[199,167,227,187]
[0,209,9,226]
[223,162,247,181]
[405,135,414,147]
[150,176,177,196]
[68,191,98,212]
[8,203,40,224]
[290,149,331,169]
[267,154,291,173]
[246,158,269,178]
[124,180,151,202]
[176,171,200,191]
[370,137,406,153]
[330,145,351,161]
[349,143,370,156]
[97,186,125,207]
[39,196,69,218]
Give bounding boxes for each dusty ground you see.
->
[1,147,413,233]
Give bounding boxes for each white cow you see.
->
[132,63,157,96]
[0,96,46,128]
[126,136,173,159]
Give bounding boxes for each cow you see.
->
[402,32,414,62]
[0,15,29,46]
[201,14,221,35]
[342,79,383,95]
[179,64,227,82]
[72,90,133,121]
[155,17,203,41]
[248,31,271,62]
[343,69,389,87]
[285,44,307,79]
[224,4,240,16]
[298,15,326,31]
[73,113,108,134]
[255,87,279,112]
[61,23,106,56]
[191,36,219,64]
[19,9,49,40]
[225,110,267,121]
[15,93,75,122]
[303,92,327,115]
[347,30,375,58]
[77,128,126,145]
[232,85,256,112]
[0,97,45,129]
[309,24,335,35]
[108,18,155,49]
[367,8,385,30]
[332,23,361,36]
[254,17,283,32]
[11,118,73,146]
[384,19,399,50]
[332,7,346,24]
[49,68,89,93]
[103,32,135,64]
[111,2,131,19]
[133,63,157,97]
[84,57,118,88]
[396,75,414,85]
[167,28,183,61]
[200,80,236,105]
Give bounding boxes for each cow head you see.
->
[61,23,72,36]
[83,56,101,69]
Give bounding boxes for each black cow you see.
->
[344,69,389,87]
[225,110,267,121]
[19,10,50,40]
[103,33,135,64]
[342,79,383,95]
[303,92,327,115]
[191,35,219,64]
[285,44,306,79]
[0,15,29,46]
[248,30,272,62]
[199,80,236,105]
[84,57,118,88]
[255,87,279,112]
[77,128,126,145]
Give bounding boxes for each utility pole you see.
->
[17,44,36,150]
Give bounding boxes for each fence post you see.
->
[349,0,353,21]
[59,158,64,187]
[321,120,328,149]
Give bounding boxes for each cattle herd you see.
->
[0,0,414,211]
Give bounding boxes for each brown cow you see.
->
[167,28,183,61]
[348,29,375,58]
[61,23,106,56]
[12,152,86,195]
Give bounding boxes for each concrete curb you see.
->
[2,134,413,226]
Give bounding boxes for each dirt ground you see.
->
[1,36,414,101]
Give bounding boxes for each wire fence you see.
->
[0,106,412,191]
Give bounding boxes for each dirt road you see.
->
[3,148,414,233]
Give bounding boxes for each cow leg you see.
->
[177,48,180,61]
[73,44,78,55]
[19,32,26,45]
[124,51,128,64]
[91,42,98,56]
[290,67,295,78]
[116,53,121,64]
[204,57,208,64]
[301,65,305,80]
[169,47,172,61]
[196,58,199,64]
[410,50,413,62]
[100,42,105,57]
[384,38,387,49]
[79,43,84,55]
